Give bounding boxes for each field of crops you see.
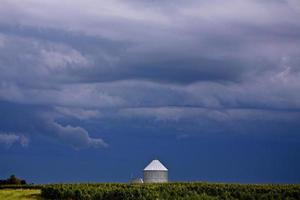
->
[41,182,300,200]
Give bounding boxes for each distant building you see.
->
[130,178,144,184]
[143,159,168,183]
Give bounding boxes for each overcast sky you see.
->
[0,0,300,184]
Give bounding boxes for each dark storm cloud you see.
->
[1,0,300,84]
[0,0,300,148]
[0,24,250,84]
[0,101,107,148]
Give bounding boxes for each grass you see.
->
[0,189,43,200]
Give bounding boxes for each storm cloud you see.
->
[0,0,300,148]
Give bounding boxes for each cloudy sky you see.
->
[0,0,300,184]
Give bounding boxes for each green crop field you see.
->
[1,183,300,200]
[0,189,43,200]
[41,183,300,200]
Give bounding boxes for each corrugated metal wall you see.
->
[143,170,168,183]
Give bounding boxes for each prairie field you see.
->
[0,189,43,200]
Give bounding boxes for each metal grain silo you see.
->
[143,159,168,183]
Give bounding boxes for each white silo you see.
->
[143,159,168,183]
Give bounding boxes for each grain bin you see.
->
[130,178,144,184]
[143,159,168,183]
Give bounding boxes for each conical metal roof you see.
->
[144,159,168,171]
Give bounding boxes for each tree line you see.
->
[0,175,27,185]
